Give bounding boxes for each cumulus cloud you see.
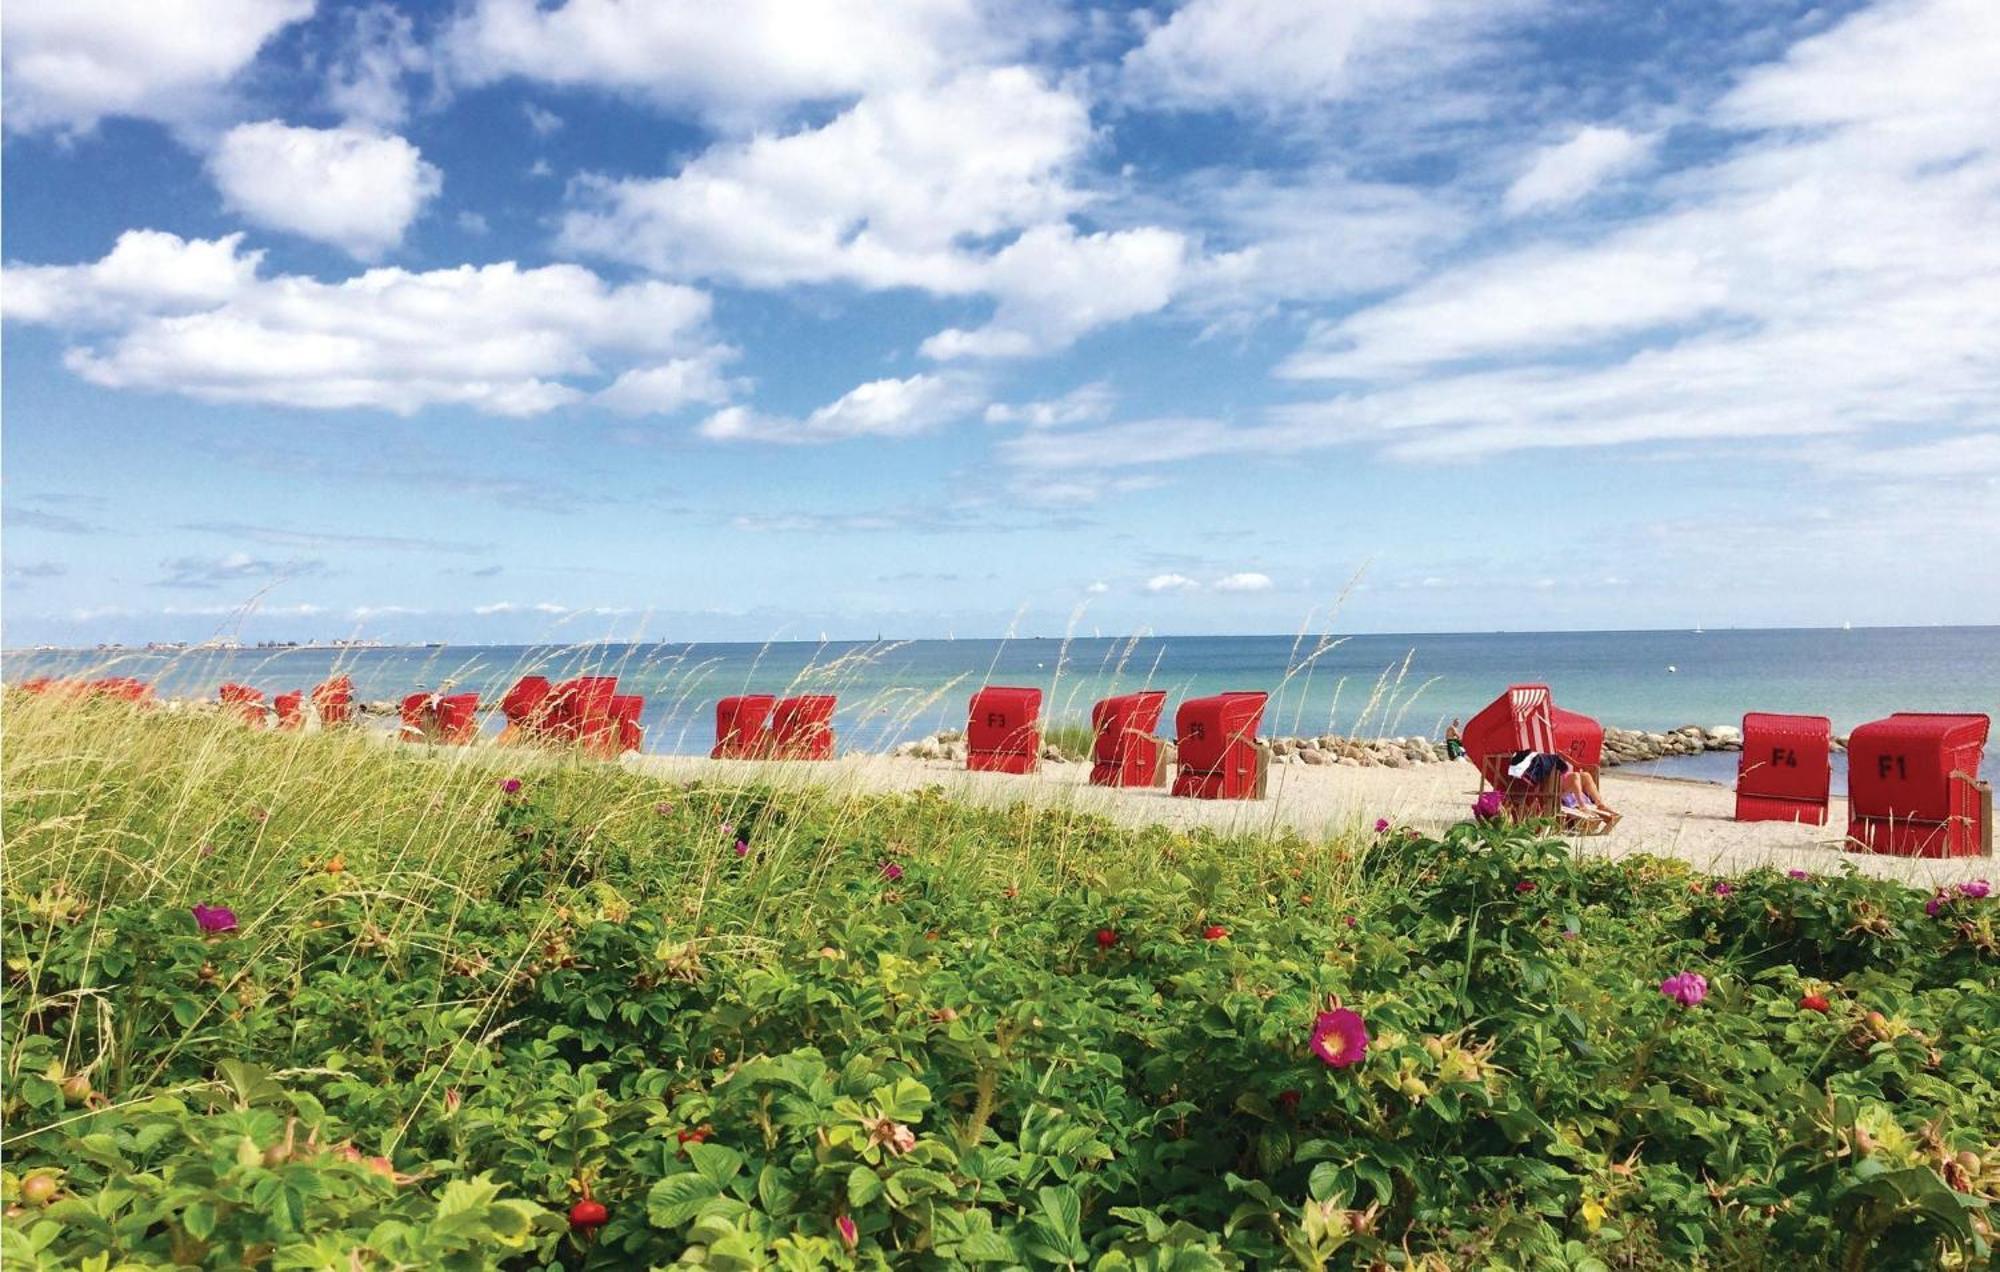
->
[208,122,443,258]
[1213,572,1274,592]
[985,382,1116,427]
[445,0,1039,126]
[1144,573,1200,593]
[920,225,1189,359]
[1503,126,1653,215]
[1,0,311,135]
[699,373,981,444]
[3,230,719,417]
[3,230,261,325]
[560,69,1090,292]
[1121,0,1517,114]
[558,68,1188,355]
[324,4,430,129]
[596,355,741,417]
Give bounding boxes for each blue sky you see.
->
[4,0,1997,646]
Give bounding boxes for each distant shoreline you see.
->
[9,622,2000,656]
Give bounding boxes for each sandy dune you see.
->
[624,751,1993,890]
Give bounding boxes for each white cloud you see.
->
[1213,572,1274,592]
[1,0,312,135]
[473,601,572,616]
[4,230,718,417]
[1171,167,1471,315]
[324,3,429,129]
[560,69,1090,293]
[1085,580,1110,595]
[699,373,981,444]
[1145,573,1200,593]
[3,230,261,324]
[208,122,443,259]
[522,102,563,136]
[1278,243,1730,381]
[1503,126,1653,215]
[445,0,1040,126]
[985,382,1116,427]
[596,354,740,416]
[1121,0,1517,114]
[558,66,1190,356]
[920,224,1188,359]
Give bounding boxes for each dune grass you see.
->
[3,692,1996,1270]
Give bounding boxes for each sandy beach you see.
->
[623,750,1993,890]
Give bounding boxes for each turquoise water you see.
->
[7,627,1996,763]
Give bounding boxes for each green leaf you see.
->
[648,1174,723,1228]
[686,1141,744,1188]
[181,1200,217,1241]
[847,1165,883,1208]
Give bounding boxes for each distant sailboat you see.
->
[1843,620,1853,631]
[1693,624,1704,635]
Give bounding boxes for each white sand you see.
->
[624,751,1994,890]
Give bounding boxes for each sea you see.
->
[7,627,1997,790]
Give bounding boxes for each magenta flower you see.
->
[1956,879,1991,899]
[1344,915,1357,928]
[191,904,237,934]
[1787,869,1813,880]
[499,778,522,795]
[1712,881,1734,896]
[880,861,904,881]
[1472,790,1504,821]
[720,822,735,837]
[1309,1006,1369,1068]
[733,839,750,858]
[835,1215,858,1250]
[1373,818,1390,834]
[1924,893,1945,917]
[1659,971,1708,1007]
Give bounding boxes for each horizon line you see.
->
[8,621,1999,657]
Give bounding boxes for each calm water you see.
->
[7,628,1996,773]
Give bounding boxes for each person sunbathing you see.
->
[1561,768,1621,826]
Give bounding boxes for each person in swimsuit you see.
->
[1560,767,1620,825]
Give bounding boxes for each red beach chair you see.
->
[1172,692,1270,800]
[311,676,355,727]
[1845,713,1991,858]
[400,692,437,743]
[967,687,1042,774]
[499,676,554,742]
[1089,691,1167,788]
[88,677,153,704]
[219,683,267,727]
[713,695,777,759]
[611,694,645,754]
[1550,706,1605,775]
[273,691,306,730]
[771,694,836,760]
[434,693,481,745]
[1463,685,1558,789]
[1735,713,1832,825]
[551,676,620,755]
